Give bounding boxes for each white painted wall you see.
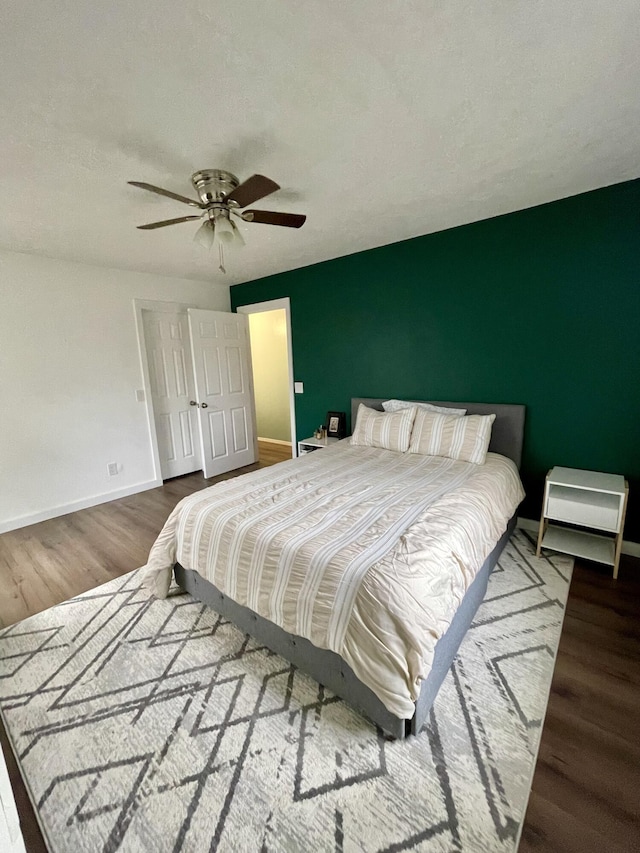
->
[0,249,229,532]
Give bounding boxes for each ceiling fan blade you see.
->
[128,181,203,208]
[241,209,306,228]
[137,215,203,230]
[226,174,280,208]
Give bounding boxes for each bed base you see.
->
[174,515,516,739]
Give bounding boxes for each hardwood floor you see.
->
[257,438,294,466]
[1,444,638,851]
[0,442,291,628]
[519,555,640,853]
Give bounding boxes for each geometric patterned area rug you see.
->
[0,530,572,853]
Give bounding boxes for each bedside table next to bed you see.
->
[297,435,341,456]
[536,466,629,579]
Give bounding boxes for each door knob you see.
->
[189,400,199,407]
[201,403,208,408]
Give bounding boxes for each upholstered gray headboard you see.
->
[351,398,526,469]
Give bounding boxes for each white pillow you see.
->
[408,410,496,464]
[382,399,466,417]
[350,404,417,453]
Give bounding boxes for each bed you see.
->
[143,398,525,738]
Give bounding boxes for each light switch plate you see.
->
[294,382,304,394]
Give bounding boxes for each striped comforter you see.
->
[142,441,524,717]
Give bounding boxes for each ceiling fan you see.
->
[128,170,306,272]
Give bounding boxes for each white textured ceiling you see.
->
[1,1,639,286]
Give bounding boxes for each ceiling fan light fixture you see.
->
[230,219,245,248]
[212,210,245,250]
[194,219,215,249]
[213,211,235,244]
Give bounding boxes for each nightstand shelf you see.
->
[297,436,340,456]
[540,525,616,566]
[536,466,628,579]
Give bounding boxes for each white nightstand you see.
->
[536,466,629,579]
[297,436,341,456]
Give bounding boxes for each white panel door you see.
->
[188,309,257,478]
[142,310,201,479]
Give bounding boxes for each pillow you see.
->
[408,409,496,464]
[350,404,416,452]
[382,399,466,417]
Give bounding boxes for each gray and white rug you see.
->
[0,531,572,853]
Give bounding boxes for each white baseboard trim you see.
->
[257,437,292,446]
[0,479,162,535]
[517,516,640,558]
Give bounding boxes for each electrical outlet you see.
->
[135,389,145,402]
[294,381,304,394]
[107,462,118,476]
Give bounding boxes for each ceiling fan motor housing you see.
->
[191,170,240,205]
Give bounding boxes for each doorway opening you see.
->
[237,299,296,460]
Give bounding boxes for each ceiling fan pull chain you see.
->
[218,242,226,274]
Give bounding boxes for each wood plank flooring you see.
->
[257,438,293,466]
[519,556,640,853]
[0,442,290,628]
[1,444,639,851]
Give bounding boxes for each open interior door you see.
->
[142,309,201,479]
[188,309,258,478]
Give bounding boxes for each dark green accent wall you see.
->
[232,179,640,541]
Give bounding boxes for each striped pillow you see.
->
[350,404,416,452]
[408,410,496,464]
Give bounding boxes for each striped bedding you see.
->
[142,441,524,717]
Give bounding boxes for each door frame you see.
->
[133,298,203,485]
[236,297,297,458]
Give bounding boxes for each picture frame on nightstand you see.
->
[325,411,346,439]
